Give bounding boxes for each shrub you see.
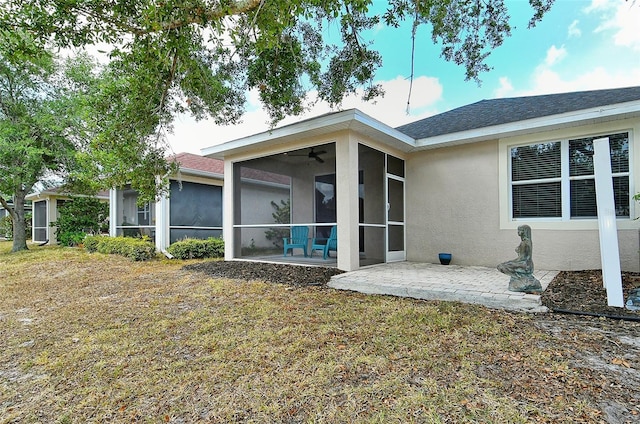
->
[166,237,225,260]
[52,197,109,246]
[58,231,86,247]
[83,234,100,252]
[0,215,12,239]
[84,235,156,261]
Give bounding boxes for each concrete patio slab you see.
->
[328,262,558,313]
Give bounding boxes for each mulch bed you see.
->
[542,270,640,320]
[183,261,344,287]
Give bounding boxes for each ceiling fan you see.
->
[287,147,326,163]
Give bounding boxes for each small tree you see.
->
[264,198,290,249]
[51,197,108,246]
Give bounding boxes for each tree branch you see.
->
[407,5,418,115]
[157,49,180,115]
[343,3,364,54]
[0,194,16,220]
[81,0,265,36]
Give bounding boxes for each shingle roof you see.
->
[171,152,290,185]
[170,152,225,175]
[396,86,640,140]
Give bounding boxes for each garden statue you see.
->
[498,225,542,293]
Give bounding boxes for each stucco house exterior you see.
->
[25,188,109,244]
[202,86,640,273]
[109,152,289,252]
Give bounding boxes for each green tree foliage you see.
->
[0,31,87,252]
[51,197,109,246]
[1,0,555,126]
[0,30,174,253]
[0,0,555,246]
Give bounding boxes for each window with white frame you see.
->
[510,132,630,220]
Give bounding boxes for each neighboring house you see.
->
[109,152,289,252]
[0,199,32,239]
[202,86,640,272]
[25,188,109,244]
[0,198,32,219]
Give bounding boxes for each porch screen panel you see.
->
[170,229,222,243]
[358,144,385,266]
[33,200,47,242]
[235,157,294,256]
[169,181,222,242]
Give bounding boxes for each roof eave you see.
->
[201,109,416,159]
[174,167,224,180]
[412,100,640,150]
[25,191,110,201]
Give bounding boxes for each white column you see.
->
[109,189,117,237]
[335,134,360,271]
[593,137,624,307]
[155,195,169,251]
[223,160,235,261]
[47,198,56,244]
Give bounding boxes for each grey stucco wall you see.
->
[405,139,640,272]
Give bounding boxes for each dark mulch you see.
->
[542,270,640,320]
[183,260,344,287]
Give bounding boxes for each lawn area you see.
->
[0,240,637,423]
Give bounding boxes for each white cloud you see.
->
[587,0,640,51]
[167,76,443,154]
[544,45,567,67]
[610,3,640,50]
[584,0,610,14]
[516,65,640,98]
[567,20,581,38]
[337,75,442,126]
[494,77,514,98]
[503,28,640,99]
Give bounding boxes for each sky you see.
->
[166,0,640,155]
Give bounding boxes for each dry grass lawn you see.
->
[0,241,636,423]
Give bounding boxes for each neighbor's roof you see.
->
[25,186,110,201]
[172,152,289,185]
[396,86,640,141]
[170,152,224,176]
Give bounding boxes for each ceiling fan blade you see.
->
[315,156,325,163]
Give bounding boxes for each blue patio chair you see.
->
[310,225,337,259]
[283,226,309,257]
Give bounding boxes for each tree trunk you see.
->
[11,191,28,252]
